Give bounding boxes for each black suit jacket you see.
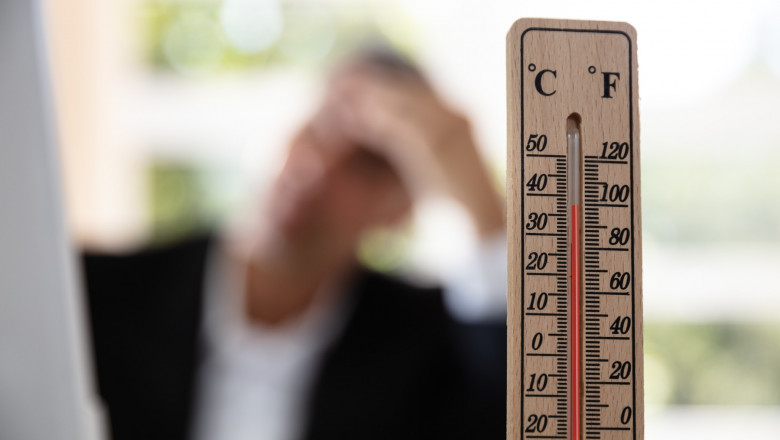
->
[82,234,506,440]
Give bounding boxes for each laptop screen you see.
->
[0,1,102,439]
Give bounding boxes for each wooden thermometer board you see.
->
[507,18,643,440]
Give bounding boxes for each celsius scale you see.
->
[507,18,644,440]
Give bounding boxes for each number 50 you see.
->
[525,134,548,152]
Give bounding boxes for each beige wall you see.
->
[44,0,144,249]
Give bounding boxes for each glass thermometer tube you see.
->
[568,117,581,440]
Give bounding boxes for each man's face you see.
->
[265,105,411,260]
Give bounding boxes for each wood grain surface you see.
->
[507,18,643,440]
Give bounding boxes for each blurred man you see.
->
[83,49,507,440]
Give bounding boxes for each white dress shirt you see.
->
[192,232,507,440]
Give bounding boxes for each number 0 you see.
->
[621,406,633,424]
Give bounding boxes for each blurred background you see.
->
[44,0,780,438]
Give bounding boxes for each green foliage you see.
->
[138,0,418,74]
[645,322,780,405]
[147,160,211,244]
[357,226,412,272]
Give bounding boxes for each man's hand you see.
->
[330,65,505,238]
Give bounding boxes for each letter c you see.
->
[535,69,557,96]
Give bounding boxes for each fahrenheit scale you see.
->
[507,19,644,440]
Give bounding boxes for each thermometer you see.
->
[507,18,644,440]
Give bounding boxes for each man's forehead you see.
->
[295,119,355,161]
